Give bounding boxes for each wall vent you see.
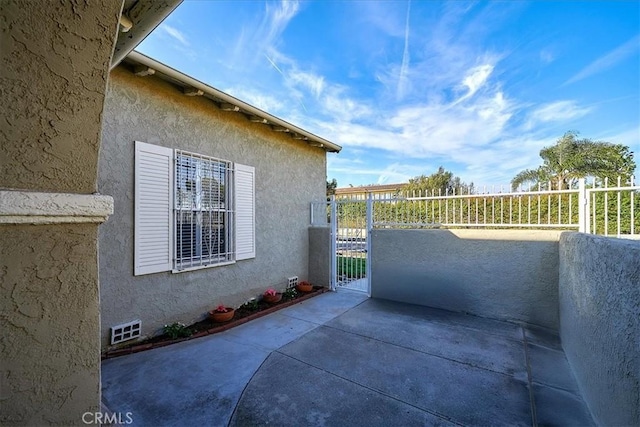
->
[287,276,298,288]
[110,320,142,345]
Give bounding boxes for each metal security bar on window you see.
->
[175,151,233,270]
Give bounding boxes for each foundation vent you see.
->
[287,276,298,288]
[110,320,142,345]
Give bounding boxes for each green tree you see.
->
[403,167,474,196]
[326,178,337,196]
[511,131,635,190]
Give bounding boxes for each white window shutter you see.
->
[235,163,255,260]
[134,141,174,275]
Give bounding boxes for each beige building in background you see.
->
[334,183,406,199]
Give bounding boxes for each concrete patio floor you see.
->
[101,290,594,426]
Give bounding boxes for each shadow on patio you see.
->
[101,290,593,426]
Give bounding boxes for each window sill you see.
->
[172,260,236,274]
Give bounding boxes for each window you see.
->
[175,151,232,269]
[134,141,255,275]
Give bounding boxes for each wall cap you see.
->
[0,190,114,224]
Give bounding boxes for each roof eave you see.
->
[123,51,342,153]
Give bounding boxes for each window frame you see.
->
[173,150,234,272]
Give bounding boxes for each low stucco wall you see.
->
[309,226,331,287]
[559,232,639,426]
[371,229,561,329]
[99,67,327,348]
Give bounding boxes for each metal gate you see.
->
[329,196,371,294]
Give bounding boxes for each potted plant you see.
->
[209,304,235,323]
[296,281,313,293]
[262,288,282,304]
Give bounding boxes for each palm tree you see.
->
[511,131,635,190]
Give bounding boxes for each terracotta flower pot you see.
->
[296,283,313,293]
[209,308,235,323]
[263,293,282,304]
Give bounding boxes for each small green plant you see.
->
[283,287,297,300]
[163,322,192,339]
[240,298,260,311]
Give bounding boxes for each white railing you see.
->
[314,176,639,238]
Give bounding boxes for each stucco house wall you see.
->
[98,66,327,348]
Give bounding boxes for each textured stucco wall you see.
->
[99,67,327,348]
[371,229,561,329]
[0,0,122,424]
[1,225,102,424]
[308,226,331,287]
[0,0,121,193]
[559,232,639,426]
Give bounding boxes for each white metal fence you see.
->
[313,176,639,238]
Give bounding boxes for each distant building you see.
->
[334,183,406,199]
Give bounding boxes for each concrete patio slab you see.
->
[102,291,594,426]
[532,384,596,426]
[277,288,369,325]
[523,324,562,351]
[230,352,456,427]
[102,335,270,426]
[277,325,532,426]
[324,299,528,378]
[527,343,580,392]
[221,312,320,351]
[356,299,524,342]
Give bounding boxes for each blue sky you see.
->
[138,0,640,188]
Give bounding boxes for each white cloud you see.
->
[160,24,189,46]
[259,1,300,50]
[527,100,591,127]
[289,70,325,98]
[222,86,284,114]
[597,127,640,152]
[328,159,424,185]
[565,34,640,85]
[459,64,494,101]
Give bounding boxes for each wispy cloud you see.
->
[527,100,591,127]
[289,70,325,98]
[456,64,495,103]
[397,0,412,101]
[565,34,640,85]
[222,86,284,114]
[328,157,426,185]
[160,24,189,46]
[257,1,300,51]
[539,49,555,64]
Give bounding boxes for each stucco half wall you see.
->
[99,66,327,348]
[559,232,640,426]
[371,229,562,329]
[308,226,331,287]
